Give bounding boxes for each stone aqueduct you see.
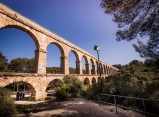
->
[0,3,118,100]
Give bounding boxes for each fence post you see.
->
[142,99,146,112]
[125,97,128,107]
[113,95,117,113]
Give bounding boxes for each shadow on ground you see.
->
[17,98,145,117]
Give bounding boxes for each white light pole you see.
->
[94,45,102,92]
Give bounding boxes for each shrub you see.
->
[63,75,81,86]
[56,85,69,101]
[55,75,82,101]
[81,85,89,97]
[81,83,100,100]
[0,88,17,117]
[83,86,92,99]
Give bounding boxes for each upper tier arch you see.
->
[0,25,40,49]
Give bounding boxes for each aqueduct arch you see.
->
[5,81,36,99]
[68,50,80,74]
[0,24,40,49]
[81,55,89,74]
[96,61,99,74]
[46,42,65,74]
[0,78,38,99]
[1,25,40,49]
[46,79,63,90]
[84,78,90,85]
[90,59,95,74]
[92,77,96,84]
[100,63,104,74]
[0,3,118,100]
[0,26,40,73]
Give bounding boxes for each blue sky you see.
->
[0,0,144,67]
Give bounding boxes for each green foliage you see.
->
[56,84,70,101]
[16,105,38,114]
[46,67,61,74]
[0,51,35,73]
[8,58,34,73]
[46,67,77,74]
[56,75,82,101]
[26,97,35,101]
[63,75,81,87]
[79,59,159,114]
[81,85,92,99]
[81,83,100,100]
[0,52,8,72]
[104,59,159,99]
[81,85,91,98]
[47,79,63,90]
[83,70,86,74]
[69,67,76,74]
[0,88,17,117]
[101,0,159,61]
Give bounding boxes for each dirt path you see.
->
[17,98,145,117]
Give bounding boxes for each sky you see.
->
[0,0,145,68]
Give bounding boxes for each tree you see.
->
[69,67,76,74]
[104,59,159,98]
[8,58,34,73]
[101,0,159,61]
[26,58,34,72]
[0,52,8,71]
[46,67,61,74]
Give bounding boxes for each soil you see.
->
[17,98,145,117]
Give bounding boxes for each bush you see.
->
[81,85,89,97]
[63,75,81,87]
[55,75,101,101]
[0,88,17,117]
[56,85,69,101]
[81,83,100,100]
[55,75,82,101]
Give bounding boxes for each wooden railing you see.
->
[98,93,159,117]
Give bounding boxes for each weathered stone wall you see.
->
[0,73,106,100]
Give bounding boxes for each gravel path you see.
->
[17,98,145,117]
